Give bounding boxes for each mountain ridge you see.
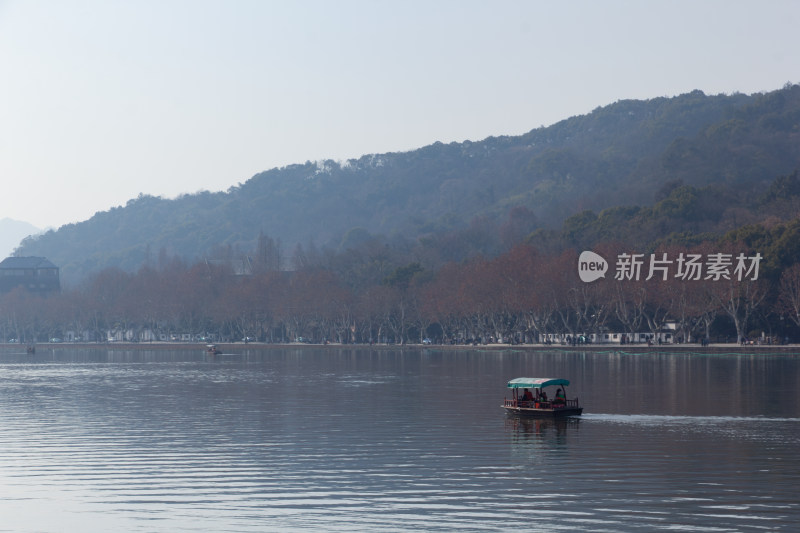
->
[16,84,800,284]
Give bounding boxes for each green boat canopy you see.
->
[507,378,570,389]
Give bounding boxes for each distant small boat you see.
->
[502,377,583,417]
[206,344,220,355]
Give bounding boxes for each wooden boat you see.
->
[502,377,583,417]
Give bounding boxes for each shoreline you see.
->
[5,341,800,355]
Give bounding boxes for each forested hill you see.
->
[17,84,800,284]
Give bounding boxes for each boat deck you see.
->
[502,398,583,417]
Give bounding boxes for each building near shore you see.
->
[0,256,60,294]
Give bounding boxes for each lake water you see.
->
[0,346,797,532]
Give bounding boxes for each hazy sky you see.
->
[1,0,798,230]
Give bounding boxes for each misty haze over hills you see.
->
[0,218,40,258]
[15,84,800,284]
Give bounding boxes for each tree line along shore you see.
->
[5,341,799,356]
[2,239,799,347]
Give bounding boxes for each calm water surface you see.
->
[0,346,797,532]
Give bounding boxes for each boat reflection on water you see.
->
[505,416,580,446]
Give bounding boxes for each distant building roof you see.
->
[0,256,59,269]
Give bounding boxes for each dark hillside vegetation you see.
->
[6,81,800,345]
[15,84,800,284]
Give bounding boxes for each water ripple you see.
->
[0,350,798,532]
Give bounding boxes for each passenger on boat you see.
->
[522,388,534,402]
[554,388,566,405]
